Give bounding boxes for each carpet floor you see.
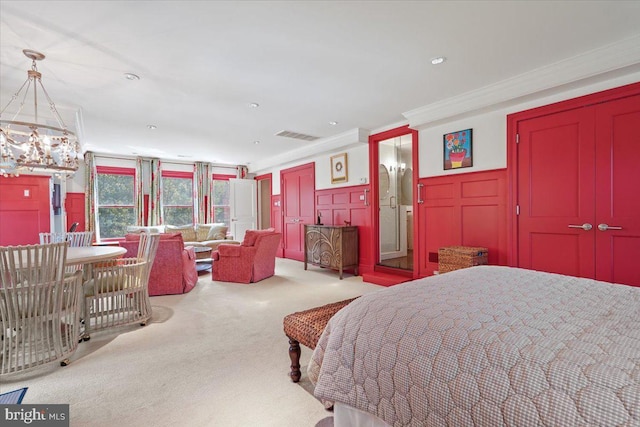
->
[0,258,383,427]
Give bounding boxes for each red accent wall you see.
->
[0,175,51,245]
[315,184,372,274]
[65,192,86,232]
[417,169,508,276]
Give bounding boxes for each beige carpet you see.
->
[0,258,383,427]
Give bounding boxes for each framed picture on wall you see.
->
[331,153,348,184]
[443,128,473,170]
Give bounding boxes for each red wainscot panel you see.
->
[315,184,372,275]
[417,169,508,276]
[0,175,52,245]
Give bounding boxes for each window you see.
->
[162,171,194,226]
[96,166,136,239]
[212,174,233,225]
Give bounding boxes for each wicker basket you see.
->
[438,246,488,273]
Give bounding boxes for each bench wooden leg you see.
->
[288,337,301,382]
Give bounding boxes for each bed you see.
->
[308,266,640,426]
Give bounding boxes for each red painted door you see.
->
[281,163,315,261]
[594,94,640,285]
[517,92,640,286]
[65,192,86,232]
[517,107,596,278]
[0,175,51,245]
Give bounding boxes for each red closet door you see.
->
[517,91,640,286]
[281,163,315,261]
[517,107,596,278]
[594,94,640,285]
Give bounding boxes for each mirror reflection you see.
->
[378,134,413,271]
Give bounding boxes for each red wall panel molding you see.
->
[0,175,52,245]
[417,169,508,276]
[315,184,372,274]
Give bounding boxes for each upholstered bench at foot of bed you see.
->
[283,297,358,383]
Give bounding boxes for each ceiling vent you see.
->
[275,130,320,141]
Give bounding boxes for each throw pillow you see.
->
[126,226,161,234]
[195,224,212,241]
[165,225,196,242]
[207,225,228,241]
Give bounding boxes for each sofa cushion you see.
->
[125,232,182,242]
[195,224,212,241]
[166,225,197,242]
[126,225,165,234]
[194,223,225,241]
[207,225,228,240]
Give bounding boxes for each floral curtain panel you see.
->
[194,162,212,224]
[84,151,98,235]
[135,158,145,225]
[148,158,162,225]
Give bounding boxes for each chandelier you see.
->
[0,49,81,177]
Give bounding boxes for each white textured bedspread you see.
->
[309,266,640,426]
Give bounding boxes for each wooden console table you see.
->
[304,225,358,279]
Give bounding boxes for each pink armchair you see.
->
[120,233,197,296]
[212,229,282,283]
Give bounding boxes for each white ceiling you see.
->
[2,1,640,171]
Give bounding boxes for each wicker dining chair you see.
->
[39,231,95,247]
[40,231,95,275]
[0,243,83,375]
[81,233,160,340]
[0,242,68,286]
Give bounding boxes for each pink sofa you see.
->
[212,229,282,283]
[120,233,197,296]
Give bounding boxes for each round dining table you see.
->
[66,245,126,265]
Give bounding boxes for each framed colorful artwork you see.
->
[443,128,473,170]
[331,153,348,183]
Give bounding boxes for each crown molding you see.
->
[403,34,640,129]
[249,128,369,173]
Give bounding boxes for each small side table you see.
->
[193,246,213,273]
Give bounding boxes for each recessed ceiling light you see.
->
[249,102,260,108]
[124,73,140,80]
[329,121,338,126]
[431,57,446,65]
[253,140,260,144]
[147,124,157,130]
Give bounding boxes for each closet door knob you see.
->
[598,223,622,231]
[568,223,592,231]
